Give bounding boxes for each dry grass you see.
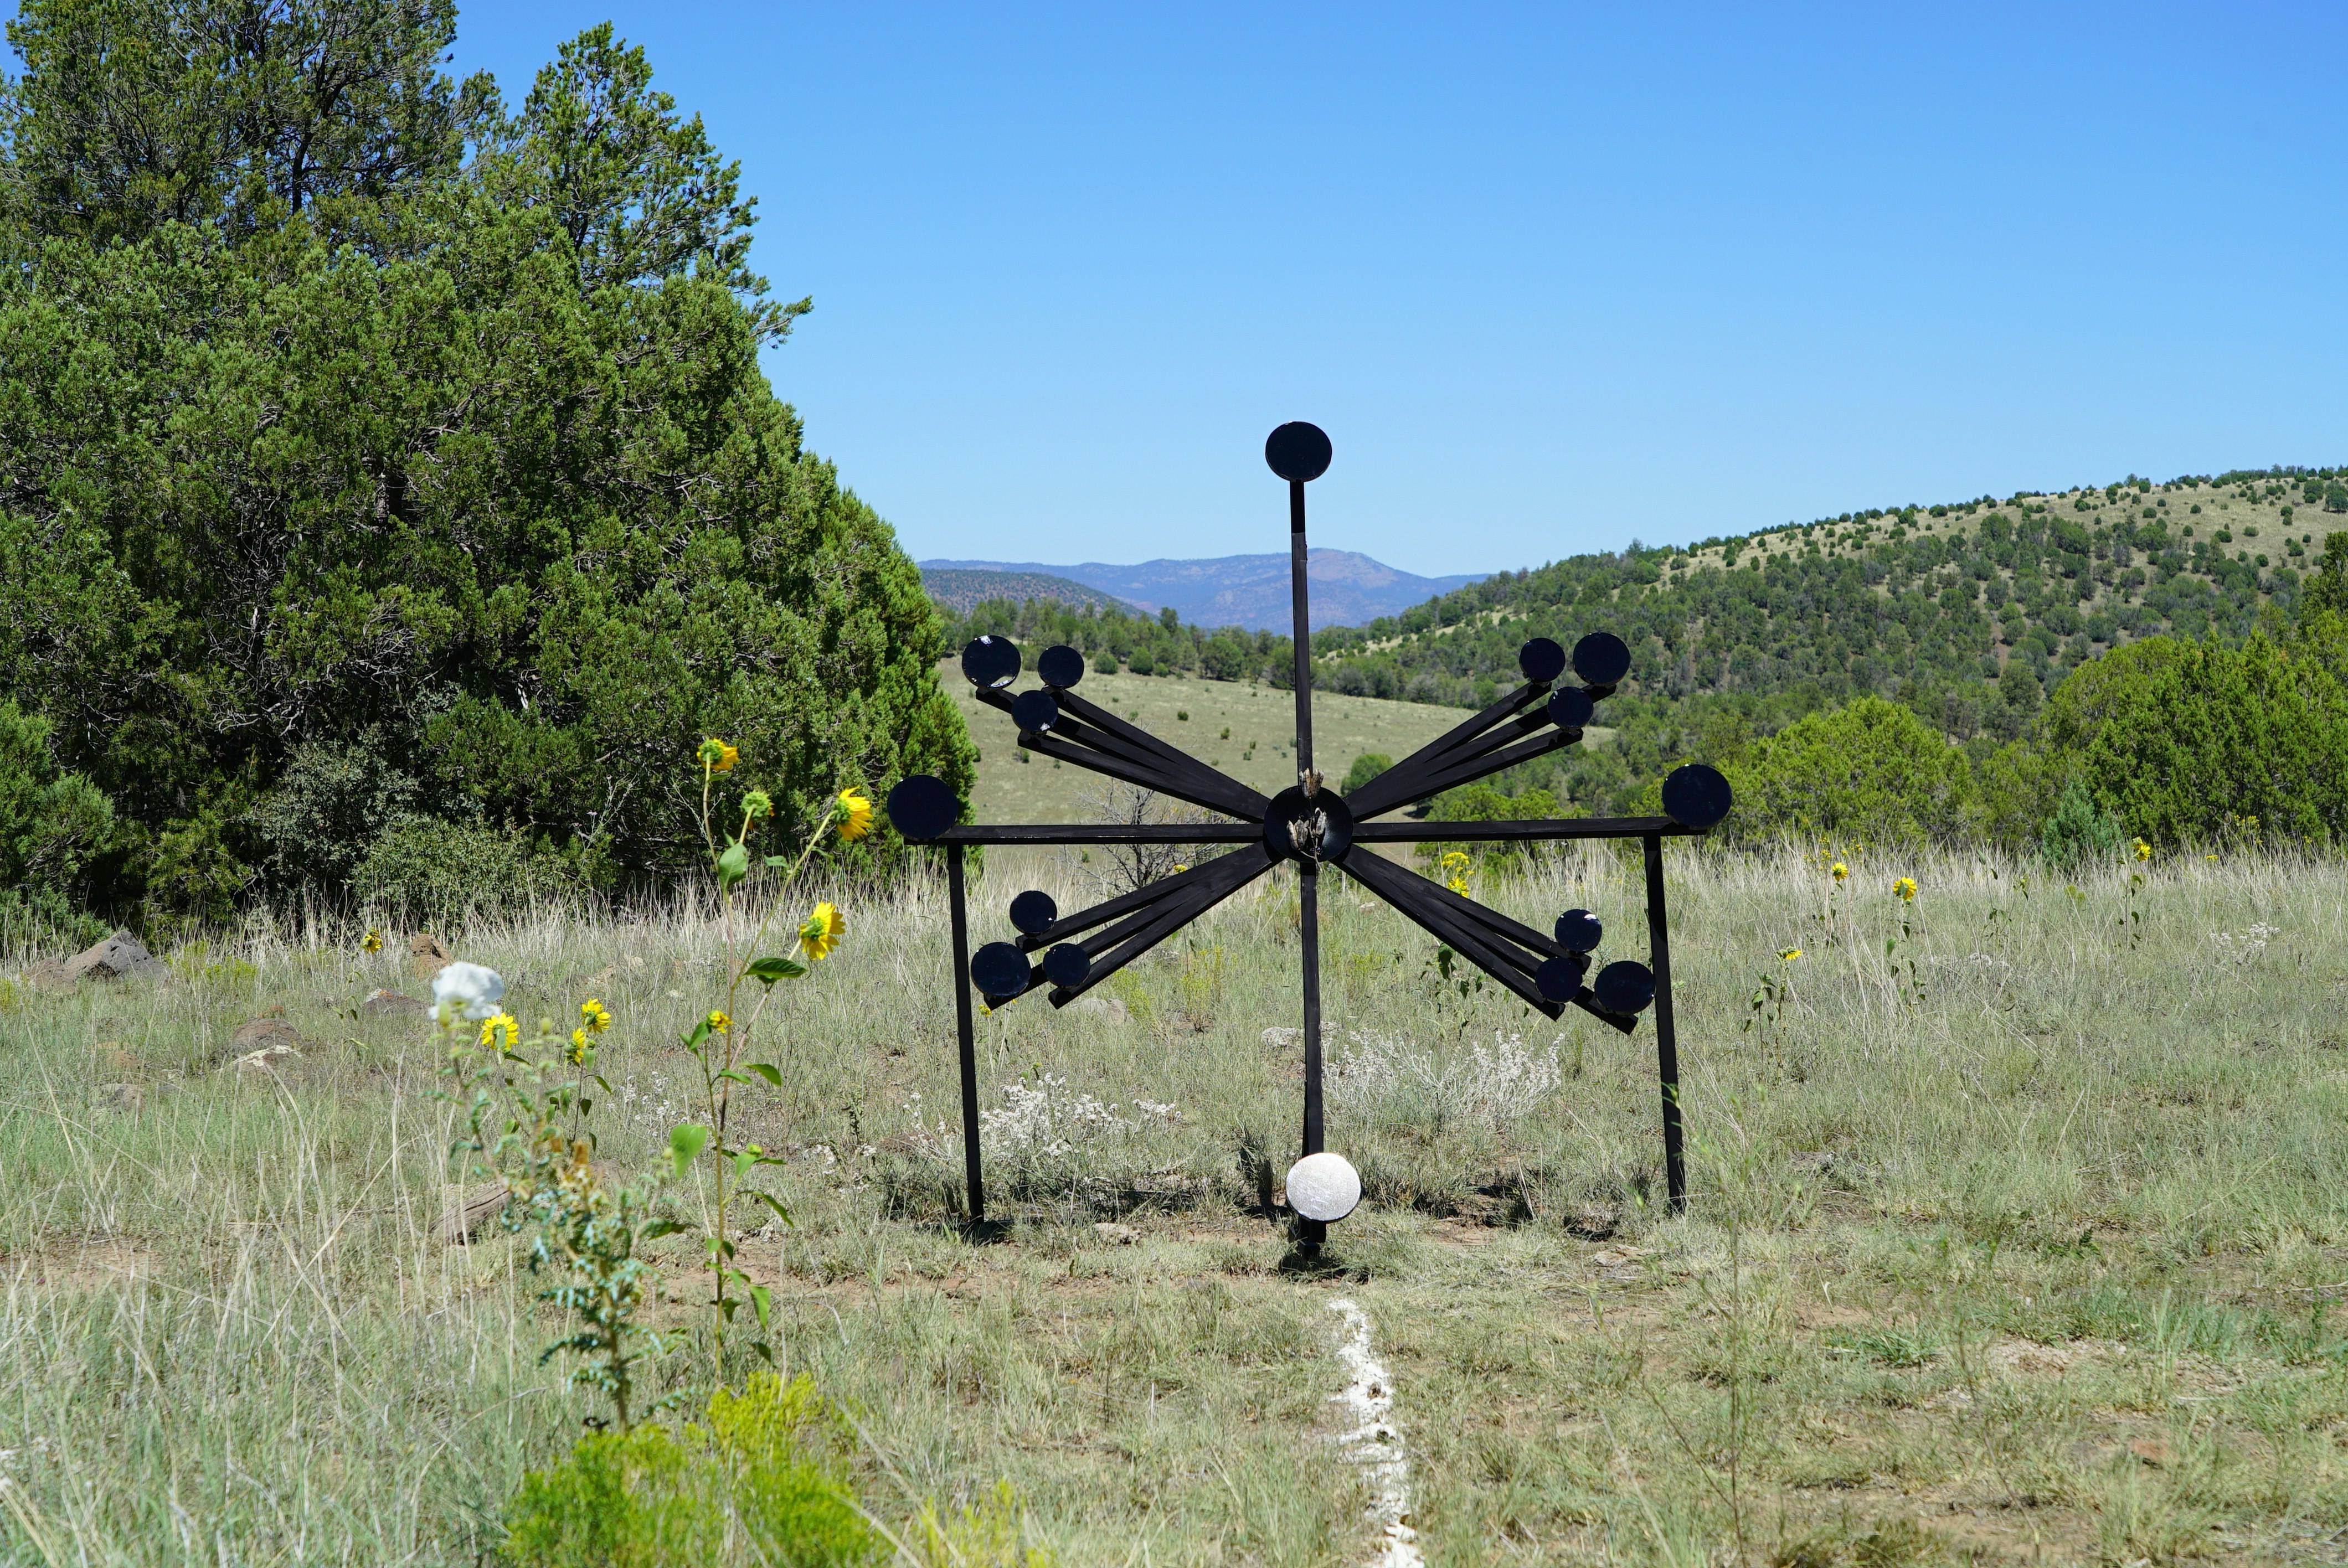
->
[2,843,2345,1564]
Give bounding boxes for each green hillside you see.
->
[1304,467,2346,809]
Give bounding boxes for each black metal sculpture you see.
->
[887,423,1731,1242]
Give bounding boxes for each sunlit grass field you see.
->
[3,845,2345,1564]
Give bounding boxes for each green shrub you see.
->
[500,1374,876,1567]
[1724,698,1976,850]
[0,700,114,939]
[2039,778,2123,870]
[352,817,585,925]
[1340,752,1393,795]
[2039,632,2348,847]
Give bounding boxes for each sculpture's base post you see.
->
[1643,832,1687,1216]
[1297,859,1326,1250]
[946,843,986,1226]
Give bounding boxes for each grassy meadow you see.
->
[3,844,2346,1565]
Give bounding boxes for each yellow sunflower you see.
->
[1893,876,1917,902]
[706,1010,731,1034]
[579,998,612,1033]
[698,737,739,773]
[361,929,383,954]
[836,786,873,842]
[801,901,846,960]
[478,1012,521,1050]
[1830,862,1848,883]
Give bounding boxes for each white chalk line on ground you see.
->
[1326,1297,1425,1568]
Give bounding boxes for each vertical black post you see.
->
[1642,833,1686,1216]
[946,843,986,1226]
[1288,474,1326,1248]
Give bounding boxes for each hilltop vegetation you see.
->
[939,470,2348,857]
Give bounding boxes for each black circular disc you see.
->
[1264,421,1333,483]
[1008,889,1058,936]
[1536,955,1587,1003]
[1042,943,1093,989]
[885,775,959,842]
[1661,763,1734,829]
[961,636,1020,689]
[1011,689,1060,734]
[1037,644,1085,689]
[1554,907,1603,953]
[1546,687,1595,731]
[1593,960,1656,1015]
[1518,637,1567,683]
[971,942,1031,1001]
[1261,785,1355,863]
[1572,631,1631,687]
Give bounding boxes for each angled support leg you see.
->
[1643,833,1686,1216]
[947,844,987,1227]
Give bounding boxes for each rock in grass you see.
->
[406,932,452,978]
[62,931,165,983]
[1093,1222,1139,1245]
[1071,996,1129,1021]
[222,1017,305,1070]
[436,1182,511,1242]
[363,988,426,1017]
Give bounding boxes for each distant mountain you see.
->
[918,566,1128,615]
[918,549,1487,632]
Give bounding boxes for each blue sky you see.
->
[449,3,2348,577]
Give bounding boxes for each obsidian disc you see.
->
[1661,763,1733,829]
[885,775,958,842]
[1261,785,1355,863]
[1008,889,1058,936]
[1547,687,1595,730]
[1517,637,1566,683]
[1572,631,1631,687]
[1554,907,1603,953]
[1042,943,1093,988]
[1011,689,1060,734]
[961,636,1020,688]
[1264,421,1332,483]
[1037,644,1085,689]
[1593,960,1656,1015]
[971,942,1031,1000]
[1535,955,1586,1003]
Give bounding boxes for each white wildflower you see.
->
[430,961,506,1022]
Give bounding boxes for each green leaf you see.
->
[718,840,750,888]
[641,1218,691,1240]
[764,854,792,868]
[745,955,806,985]
[749,1190,794,1227]
[683,1018,711,1050]
[715,1069,751,1086]
[745,1062,782,1087]
[751,1285,773,1332]
[669,1122,710,1177]
[734,1148,757,1181]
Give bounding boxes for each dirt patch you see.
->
[12,1239,155,1292]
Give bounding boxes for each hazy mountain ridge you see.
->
[920,549,1486,631]
[917,568,1128,615]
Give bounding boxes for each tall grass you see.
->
[2,843,2344,1562]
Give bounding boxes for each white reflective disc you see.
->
[1285,1151,1362,1223]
